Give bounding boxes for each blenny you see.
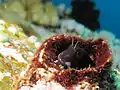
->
[18,35,112,89]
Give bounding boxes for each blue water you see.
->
[52,0,120,38]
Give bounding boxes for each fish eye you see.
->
[76,51,83,57]
[75,48,86,58]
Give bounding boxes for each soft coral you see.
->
[71,0,100,30]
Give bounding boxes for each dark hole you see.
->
[58,45,96,69]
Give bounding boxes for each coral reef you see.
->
[0,18,120,89]
[0,0,120,89]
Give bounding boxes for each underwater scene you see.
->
[0,0,120,90]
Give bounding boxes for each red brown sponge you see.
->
[18,35,112,89]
